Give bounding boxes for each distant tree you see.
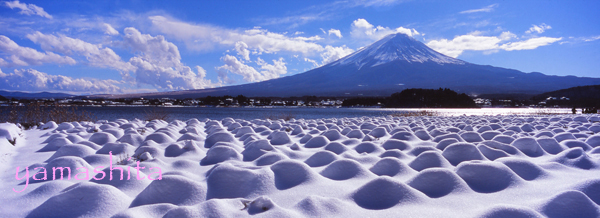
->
[342,97,385,107]
[235,95,248,105]
[386,88,477,108]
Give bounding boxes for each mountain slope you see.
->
[100,33,600,98]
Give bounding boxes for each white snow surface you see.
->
[1,115,600,217]
[333,33,465,69]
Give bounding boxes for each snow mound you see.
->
[206,163,274,199]
[551,147,598,169]
[561,139,593,151]
[144,132,175,145]
[382,139,411,150]
[176,133,203,142]
[492,135,516,144]
[304,135,330,148]
[161,199,245,217]
[270,131,291,145]
[28,156,93,184]
[554,132,576,142]
[476,204,544,218]
[88,132,118,145]
[254,153,287,166]
[271,160,316,190]
[322,129,345,141]
[537,138,566,154]
[46,144,97,162]
[324,142,348,154]
[40,121,58,130]
[511,137,546,157]
[345,129,365,139]
[433,133,464,143]
[295,195,346,217]
[391,131,420,141]
[380,150,408,159]
[574,179,600,205]
[442,143,485,166]
[91,168,151,197]
[370,157,414,177]
[407,168,468,198]
[130,175,206,207]
[369,127,389,138]
[477,144,510,161]
[456,161,521,193]
[497,157,547,181]
[435,138,459,150]
[352,177,423,209]
[38,137,72,152]
[540,190,600,218]
[26,182,130,218]
[0,123,21,145]
[113,204,177,218]
[460,131,483,143]
[96,142,135,156]
[585,135,600,147]
[164,141,201,157]
[409,150,452,171]
[354,142,381,154]
[200,146,241,165]
[304,150,337,167]
[320,159,372,180]
[241,139,274,161]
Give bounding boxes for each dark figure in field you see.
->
[572,107,577,114]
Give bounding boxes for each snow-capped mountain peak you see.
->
[333,33,464,68]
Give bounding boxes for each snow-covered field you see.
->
[1,115,600,217]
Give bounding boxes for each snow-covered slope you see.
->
[334,33,464,69]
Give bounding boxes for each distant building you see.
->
[474,98,491,106]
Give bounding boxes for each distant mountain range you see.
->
[96,33,600,99]
[0,90,73,99]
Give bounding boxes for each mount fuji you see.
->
[110,33,600,98]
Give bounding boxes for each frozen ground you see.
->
[1,115,600,217]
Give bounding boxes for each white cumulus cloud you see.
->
[321,45,354,65]
[216,55,287,83]
[235,41,250,61]
[500,37,562,51]
[103,23,119,35]
[4,0,52,19]
[328,29,343,38]
[25,31,133,72]
[526,23,551,34]
[426,34,505,58]
[0,35,76,67]
[123,27,219,90]
[426,31,561,58]
[304,58,319,67]
[148,15,325,55]
[0,68,121,94]
[350,18,419,41]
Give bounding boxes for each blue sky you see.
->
[0,0,598,94]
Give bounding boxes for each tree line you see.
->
[342,88,477,108]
